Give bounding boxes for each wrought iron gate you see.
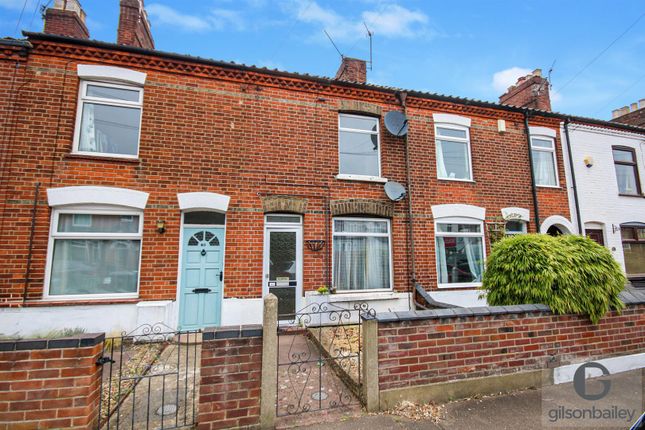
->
[96,324,200,430]
[276,301,375,416]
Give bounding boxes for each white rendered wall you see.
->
[562,123,645,272]
[429,290,488,307]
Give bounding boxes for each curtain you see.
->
[615,165,636,194]
[464,238,483,282]
[533,150,555,185]
[333,236,389,290]
[79,103,96,152]
[436,141,449,178]
[436,237,448,283]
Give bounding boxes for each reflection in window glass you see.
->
[86,85,140,102]
[436,221,484,286]
[338,114,380,177]
[58,214,140,233]
[78,103,141,156]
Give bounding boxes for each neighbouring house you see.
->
[1,0,617,337]
[562,117,645,287]
[611,99,645,127]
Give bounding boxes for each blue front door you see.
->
[179,227,224,330]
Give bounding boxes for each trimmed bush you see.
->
[481,234,625,324]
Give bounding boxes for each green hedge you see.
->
[481,234,625,324]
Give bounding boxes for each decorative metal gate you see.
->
[276,301,375,416]
[96,324,201,430]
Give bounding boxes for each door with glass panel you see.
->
[179,211,225,330]
[263,215,303,320]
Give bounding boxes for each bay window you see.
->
[73,81,143,158]
[47,209,142,298]
[435,220,485,288]
[332,218,392,291]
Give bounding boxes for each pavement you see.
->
[288,368,645,430]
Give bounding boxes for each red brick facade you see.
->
[0,334,104,429]
[377,304,645,391]
[199,327,262,429]
[0,33,570,310]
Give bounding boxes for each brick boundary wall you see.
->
[0,333,105,430]
[199,325,263,430]
[372,290,645,405]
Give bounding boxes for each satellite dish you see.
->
[384,181,407,202]
[384,111,408,137]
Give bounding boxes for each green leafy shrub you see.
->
[481,234,625,324]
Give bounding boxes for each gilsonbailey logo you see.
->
[545,361,639,426]
[573,362,611,400]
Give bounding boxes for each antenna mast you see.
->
[324,30,343,58]
[364,22,373,71]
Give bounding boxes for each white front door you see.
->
[263,214,303,320]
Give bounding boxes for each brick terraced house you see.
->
[1,0,641,336]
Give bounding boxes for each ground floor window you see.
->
[333,218,392,291]
[505,220,527,235]
[436,220,485,287]
[47,210,142,297]
[621,225,645,277]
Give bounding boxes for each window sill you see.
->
[41,293,139,302]
[618,193,645,198]
[335,174,388,183]
[536,184,560,189]
[306,290,397,302]
[437,177,475,183]
[65,153,140,164]
[437,283,482,289]
[17,297,140,307]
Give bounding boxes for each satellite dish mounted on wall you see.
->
[384,181,407,202]
[384,111,408,137]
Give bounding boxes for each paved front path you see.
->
[290,369,645,430]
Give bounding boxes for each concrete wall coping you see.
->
[202,325,263,340]
[368,290,645,323]
[0,333,105,351]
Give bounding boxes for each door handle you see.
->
[219,271,223,282]
[192,288,211,294]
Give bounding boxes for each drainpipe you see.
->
[397,92,416,310]
[563,118,583,234]
[524,111,541,230]
[22,182,40,303]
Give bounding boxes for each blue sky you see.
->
[1,0,644,119]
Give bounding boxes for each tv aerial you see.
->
[384,181,407,202]
[384,111,408,137]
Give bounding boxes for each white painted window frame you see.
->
[337,113,384,182]
[530,135,560,188]
[434,122,474,182]
[435,217,486,289]
[72,80,144,159]
[332,217,394,293]
[43,205,144,301]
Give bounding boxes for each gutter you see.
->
[524,111,541,229]
[20,32,645,136]
[563,119,583,234]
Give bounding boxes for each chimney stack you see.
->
[611,99,645,127]
[335,57,367,84]
[117,0,154,50]
[499,69,551,111]
[43,0,89,39]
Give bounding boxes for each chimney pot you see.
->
[630,102,638,112]
[117,0,155,50]
[335,57,367,84]
[43,0,89,39]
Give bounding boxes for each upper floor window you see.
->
[435,124,472,181]
[612,146,641,196]
[338,114,381,179]
[530,136,558,186]
[73,81,143,158]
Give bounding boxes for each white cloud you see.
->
[491,67,532,93]
[285,0,430,42]
[147,4,246,32]
[362,4,428,38]
[147,4,210,31]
